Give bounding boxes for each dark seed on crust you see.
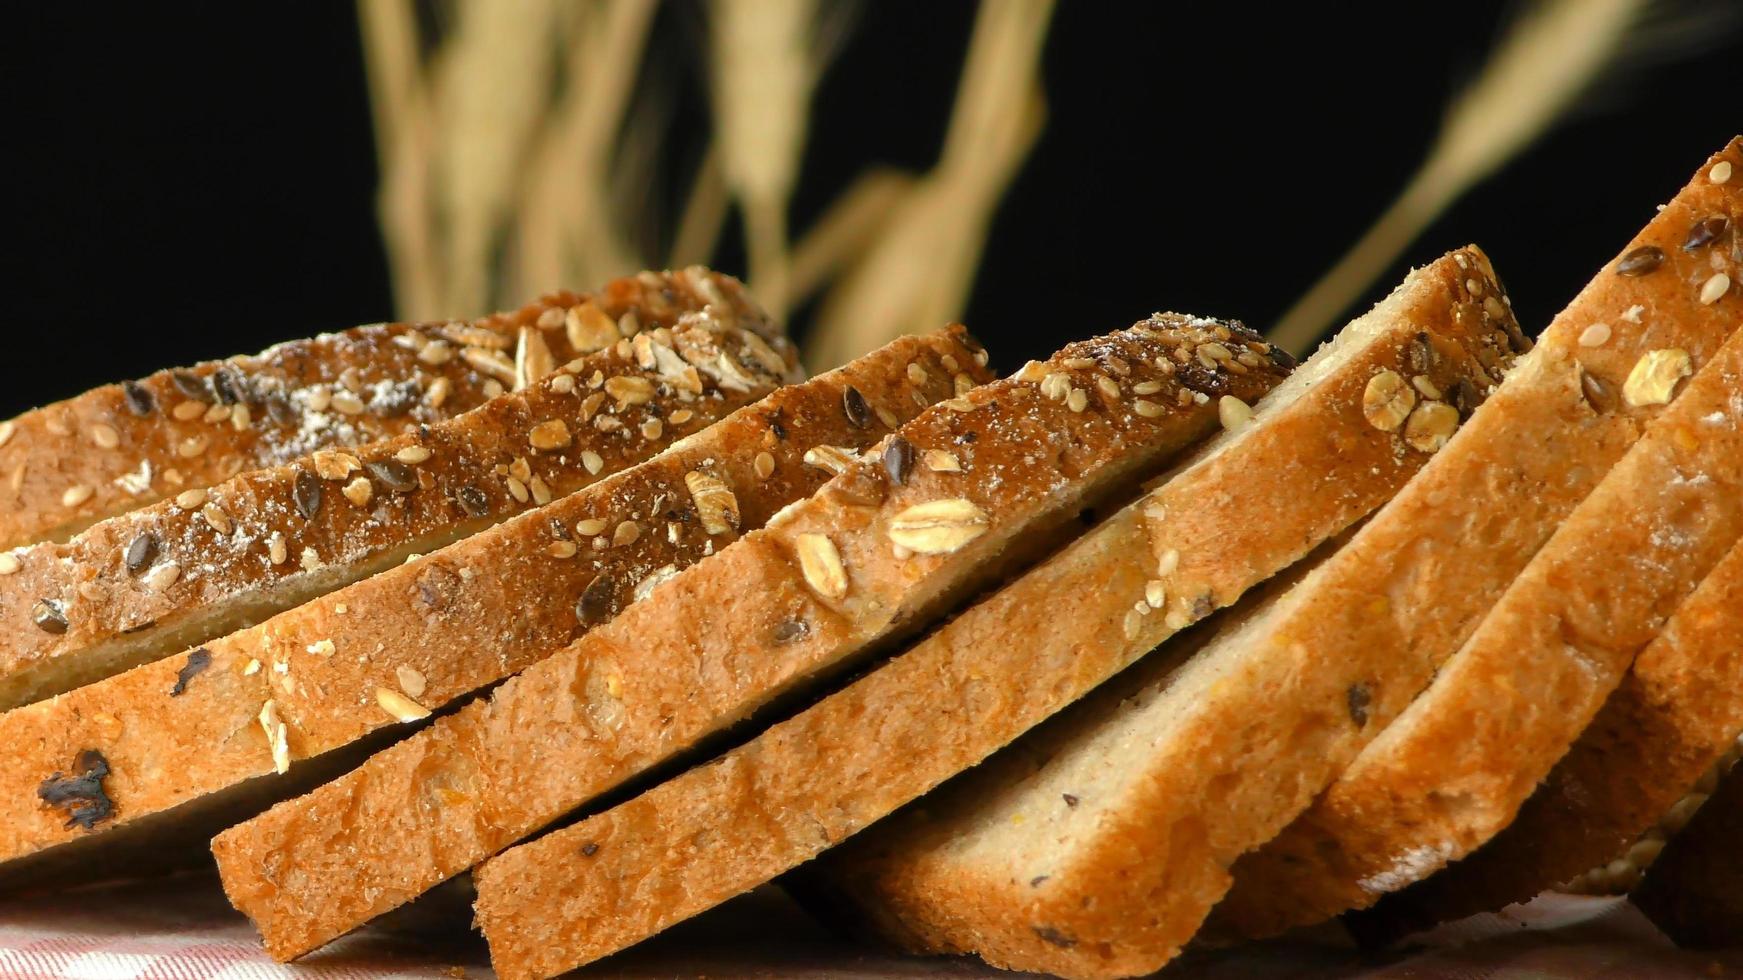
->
[211,366,248,406]
[1031,875,1050,887]
[124,532,158,574]
[1615,245,1665,277]
[265,395,298,426]
[842,386,872,428]
[581,841,599,857]
[1406,333,1434,375]
[1578,366,1613,414]
[170,649,212,697]
[37,749,113,830]
[1033,926,1077,948]
[882,436,915,486]
[457,485,490,517]
[292,470,323,519]
[576,574,615,625]
[171,371,213,402]
[1683,215,1730,252]
[31,599,68,634]
[1347,683,1372,727]
[769,417,788,441]
[367,459,418,492]
[772,619,810,645]
[1062,793,1079,807]
[1449,378,1481,419]
[122,380,155,416]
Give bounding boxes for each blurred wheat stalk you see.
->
[360,0,1054,369]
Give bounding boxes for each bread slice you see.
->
[815,141,1738,973]
[0,273,796,711]
[1220,323,1743,935]
[0,328,979,889]
[211,315,1291,961]
[1347,534,1743,943]
[1632,746,1743,946]
[0,267,772,551]
[467,247,1517,980]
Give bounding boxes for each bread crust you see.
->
[0,268,781,551]
[211,315,1288,961]
[469,250,1514,980]
[0,271,794,710]
[2,329,977,886]
[1349,535,1743,943]
[1222,211,1743,933]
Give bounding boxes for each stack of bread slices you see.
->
[1,138,1737,980]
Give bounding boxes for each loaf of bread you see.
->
[1,328,975,888]
[0,271,793,711]
[468,248,1514,980]
[1350,533,1743,943]
[797,249,1523,979]
[1220,141,1743,934]
[211,315,1288,961]
[0,268,781,551]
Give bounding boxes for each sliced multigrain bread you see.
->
[1632,747,1743,946]
[1348,534,1743,944]
[211,315,1292,961]
[1217,323,1743,935]
[0,267,771,550]
[844,140,1738,970]
[0,329,978,888]
[467,249,1516,980]
[0,275,795,711]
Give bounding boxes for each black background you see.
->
[5,3,1739,415]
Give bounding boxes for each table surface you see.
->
[1,874,1739,979]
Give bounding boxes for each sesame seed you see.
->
[575,518,608,537]
[89,424,119,449]
[231,403,252,430]
[1711,160,1733,185]
[396,665,427,698]
[670,409,694,425]
[1579,322,1613,347]
[1133,381,1162,395]
[172,400,204,421]
[330,391,366,415]
[549,540,577,558]
[530,476,553,506]
[0,553,18,575]
[396,445,432,465]
[1095,375,1121,400]
[754,451,776,480]
[1066,388,1089,413]
[1699,273,1730,306]
[640,418,664,441]
[908,363,930,386]
[61,484,94,507]
[426,377,452,407]
[582,450,604,475]
[1218,396,1253,432]
[200,502,233,535]
[375,687,431,723]
[142,561,181,593]
[506,476,530,503]
[178,435,209,458]
[267,533,287,565]
[1145,581,1166,608]
[613,520,642,546]
[1132,399,1164,418]
[549,373,577,395]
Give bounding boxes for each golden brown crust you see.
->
[1,329,975,884]
[211,315,1288,962]
[0,270,795,710]
[1350,535,1743,943]
[468,250,1513,980]
[0,268,782,551]
[1219,139,1743,936]
[1633,753,1743,946]
[803,249,1521,980]
[1223,327,1743,933]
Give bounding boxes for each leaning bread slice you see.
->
[0,267,772,551]
[1220,323,1743,934]
[1631,746,1743,946]
[0,272,794,711]
[468,247,1516,980]
[834,141,1737,971]
[1347,534,1743,943]
[1,328,978,888]
[212,315,1292,961]
[1143,136,1743,941]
